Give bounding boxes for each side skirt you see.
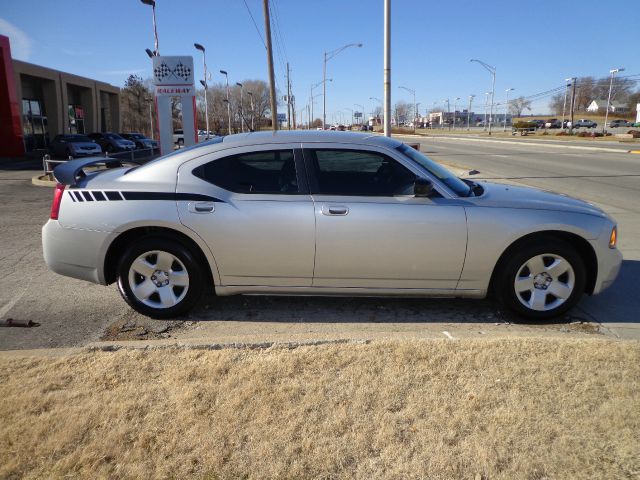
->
[215,285,485,299]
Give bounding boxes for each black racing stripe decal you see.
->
[69,191,222,203]
[121,191,223,202]
[105,191,123,201]
[68,191,76,202]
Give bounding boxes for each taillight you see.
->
[50,183,65,220]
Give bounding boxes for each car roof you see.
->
[219,130,402,148]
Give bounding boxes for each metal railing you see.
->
[43,147,160,176]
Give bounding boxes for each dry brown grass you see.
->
[1,338,638,479]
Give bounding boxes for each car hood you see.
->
[474,182,606,217]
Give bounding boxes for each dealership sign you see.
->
[151,55,197,155]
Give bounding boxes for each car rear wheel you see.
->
[116,236,204,318]
[497,240,586,320]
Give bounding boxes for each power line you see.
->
[242,0,266,49]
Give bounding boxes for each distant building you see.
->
[586,99,629,113]
[0,35,120,158]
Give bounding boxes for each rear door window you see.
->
[193,149,299,194]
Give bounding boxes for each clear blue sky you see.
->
[2,0,639,118]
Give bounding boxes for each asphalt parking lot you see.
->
[1,137,639,350]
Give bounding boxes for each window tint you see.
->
[308,149,415,196]
[194,150,298,194]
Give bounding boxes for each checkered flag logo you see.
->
[173,62,192,81]
[154,62,172,82]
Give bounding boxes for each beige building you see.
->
[9,56,120,153]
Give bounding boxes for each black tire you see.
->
[177,138,184,146]
[105,144,114,153]
[116,236,204,319]
[496,239,586,320]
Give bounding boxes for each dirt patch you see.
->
[1,338,638,479]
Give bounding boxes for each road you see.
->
[0,137,638,350]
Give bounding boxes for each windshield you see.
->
[396,144,471,197]
[106,133,124,140]
[65,135,93,143]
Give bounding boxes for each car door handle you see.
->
[188,201,215,213]
[322,205,349,216]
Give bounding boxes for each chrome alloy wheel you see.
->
[127,250,189,309]
[514,253,575,312]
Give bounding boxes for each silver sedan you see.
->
[42,131,622,319]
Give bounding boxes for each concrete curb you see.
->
[31,174,55,187]
[413,135,636,153]
[0,339,372,359]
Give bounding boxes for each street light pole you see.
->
[471,59,496,135]
[444,98,450,130]
[383,0,391,137]
[483,92,490,131]
[453,97,460,130]
[354,103,364,125]
[236,82,244,133]
[140,0,159,55]
[220,70,232,135]
[323,43,363,130]
[398,86,416,132]
[604,67,624,133]
[503,88,514,132]
[247,91,254,131]
[466,94,475,131]
[194,43,209,139]
[311,79,331,129]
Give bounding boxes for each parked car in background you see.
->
[573,119,597,128]
[43,131,621,320]
[173,129,185,146]
[633,122,640,128]
[49,134,102,159]
[120,133,158,150]
[607,120,632,128]
[529,119,546,129]
[88,132,136,153]
[545,119,562,129]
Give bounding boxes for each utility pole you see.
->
[263,0,278,131]
[561,78,571,131]
[383,0,391,137]
[286,62,291,130]
[569,78,577,135]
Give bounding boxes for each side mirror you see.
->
[414,177,434,197]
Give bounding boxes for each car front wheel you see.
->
[497,240,586,320]
[117,236,204,318]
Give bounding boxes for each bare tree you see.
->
[393,100,411,124]
[120,75,154,135]
[509,96,532,117]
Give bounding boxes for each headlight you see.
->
[609,226,617,249]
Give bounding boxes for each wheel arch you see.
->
[488,230,598,296]
[103,225,218,291]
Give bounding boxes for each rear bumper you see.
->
[42,220,111,285]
